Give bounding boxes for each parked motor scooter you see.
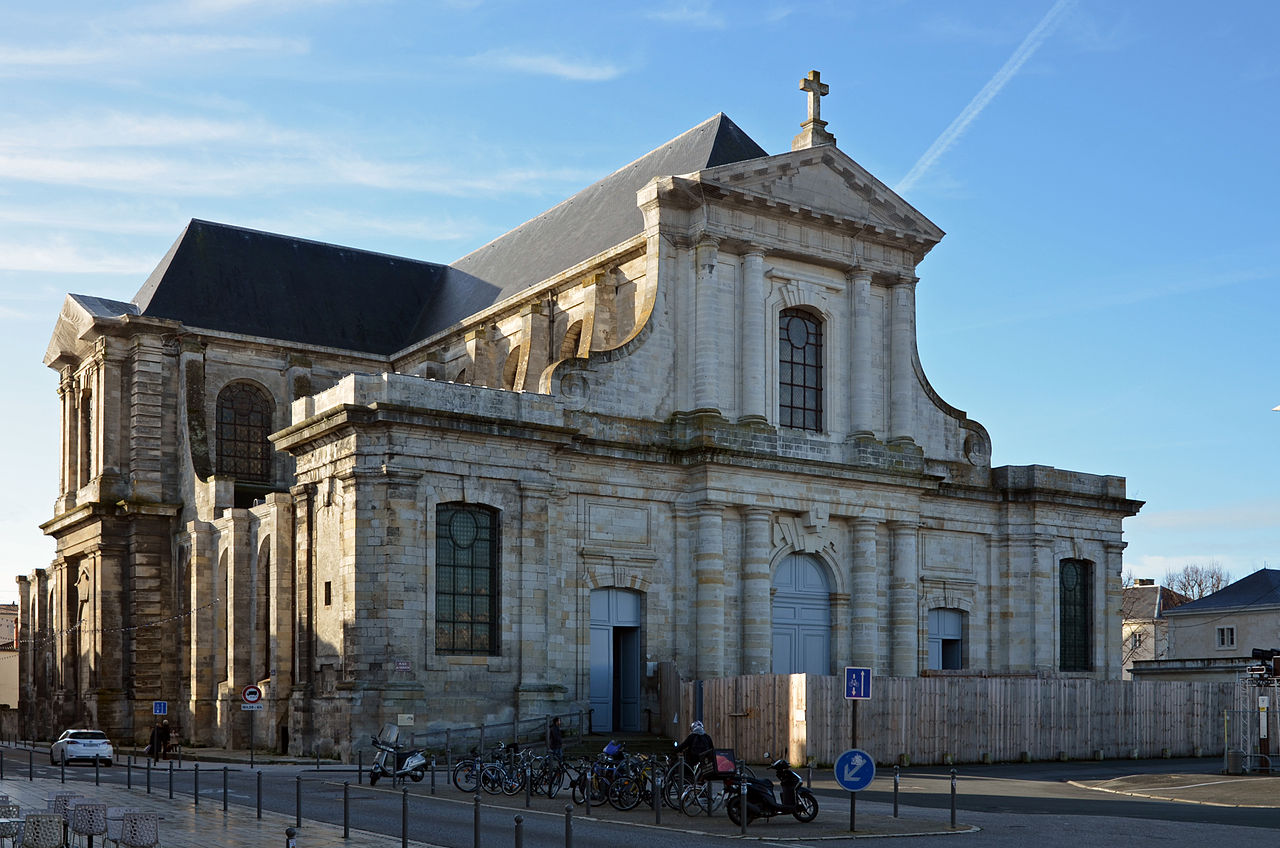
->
[724,753,819,825]
[369,723,428,786]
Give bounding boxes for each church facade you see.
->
[23,76,1141,755]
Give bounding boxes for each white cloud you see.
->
[644,2,726,29]
[896,0,1075,195]
[0,237,153,275]
[0,34,307,76]
[467,49,622,82]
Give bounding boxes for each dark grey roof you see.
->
[132,220,478,356]
[449,112,768,302]
[128,114,768,354]
[1164,568,1280,614]
[1121,584,1190,619]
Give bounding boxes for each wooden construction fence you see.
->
[679,674,1233,767]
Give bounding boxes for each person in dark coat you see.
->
[674,720,714,770]
[149,720,171,762]
[546,716,564,761]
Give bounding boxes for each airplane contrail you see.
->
[895,0,1075,194]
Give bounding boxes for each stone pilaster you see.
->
[889,275,917,445]
[849,269,875,438]
[740,507,771,674]
[693,236,721,413]
[740,251,768,423]
[1032,535,1056,671]
[850,517,879,665]
[889,520,919,676]
[1102,541,1127,678]
[517,482,554,690]
[694,504,725,678]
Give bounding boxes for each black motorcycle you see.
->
[724,755,818,825]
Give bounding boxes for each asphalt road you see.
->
[12,751,1280,846]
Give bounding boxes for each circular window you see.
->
[784,316,810,349]
[1061,562,1079,590]
[449,511,479,549]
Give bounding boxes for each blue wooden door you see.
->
[589,589,642,732]
[771,553,831,675]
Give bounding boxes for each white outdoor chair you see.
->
[69,803,105,848]
[114,814,157,848]
[0,804,22,848]
[17,813,64,848]
[100,810,139,848]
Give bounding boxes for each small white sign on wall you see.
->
[397,714,415,726]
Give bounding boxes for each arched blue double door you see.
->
[589,588,642,732]
[771,553,831,676]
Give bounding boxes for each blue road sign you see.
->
[844,666,872,699]
[834,748,876,792]
[152,701,167,716]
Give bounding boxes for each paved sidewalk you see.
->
[0,776,429,848]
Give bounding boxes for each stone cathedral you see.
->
[23,74,1141,755]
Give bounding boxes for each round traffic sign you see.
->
[241,684,263,704]
[834,748,876,792]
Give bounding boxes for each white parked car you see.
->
[50,729,114,766]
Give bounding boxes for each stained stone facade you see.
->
[23,79,1142,755]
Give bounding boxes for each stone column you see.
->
[889,521,919,676]
[694,504,725,678]
[849,269,875,437]
[1102,542,1126,678]
[849,518,879,665]
[740,251,768,423]
[741,508,772,673]
[58,375,73,497]
[693,236,720,413]
[1031,535,1057,671]
[889,274,918,444]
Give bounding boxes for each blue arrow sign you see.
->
[834,748,876,792]
[845,666,872,699]
[152,701,167,716]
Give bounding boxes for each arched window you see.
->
[435,503,500,656]
[1060,559,1093,672]
[779,308,823,432]
[216,382,273,482]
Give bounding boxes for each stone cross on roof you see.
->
[801,70,829,123]
[792,69,837,152]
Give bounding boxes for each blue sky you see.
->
[2,0,1278,601]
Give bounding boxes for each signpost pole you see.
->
[850,698,857,831]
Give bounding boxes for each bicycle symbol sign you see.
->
[834,748,876,792]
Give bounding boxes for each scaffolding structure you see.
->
[1225,661,1280,774]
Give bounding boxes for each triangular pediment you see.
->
[695,146,944,247]
[44,293,138,367]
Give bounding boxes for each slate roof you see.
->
[123,113,769,355]
[130,220,472,356]
[1121,584,1190,620]
[449,113,768,302]
[1163,568,1280,614]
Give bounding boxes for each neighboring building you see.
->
[23,75,1143,756]
[1120,579,1188,679]
[0,603,16,709]
[1131,568,1280,682]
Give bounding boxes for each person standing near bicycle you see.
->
[546,716,564,761]
[674,720,714,770]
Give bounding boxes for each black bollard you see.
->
[257,771,263,820]
[564,804,573,848]
[654,773,661,825]
[95,756,100,786]
[296,775,302,827]
[515,814,524,848]
[194,762,200,805]
[27,750,31,782]
[893,765,900,818]
[473,794,481,848]
[61,757,65,784]
[146,760,151,794]
[402,787,409,848]
[739,779,747,835]
[525,762,532,808]
[358,750,363,785]
[950,768,957,829]
[125,756,130,790]
[316,749,321,771]
[1,749,5,780]
[430,757,436,795]
[223,766,228,812]
[284,826,297,848]
[343,781,350,839]
[168,761,174,800]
